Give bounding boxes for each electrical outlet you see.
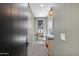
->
[60,33,65,41]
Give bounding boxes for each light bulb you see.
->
[49,11,53,16]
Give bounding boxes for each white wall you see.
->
[27,6,34,44]
[54,3,79,56]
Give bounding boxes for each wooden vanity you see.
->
[46,35,54,56]
[47,38,54,56]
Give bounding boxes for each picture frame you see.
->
[38,20,43,29]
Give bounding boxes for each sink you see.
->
[46,34,54,39]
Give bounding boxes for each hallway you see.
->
[0,3,79,56]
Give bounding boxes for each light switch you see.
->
[60,33,65,41]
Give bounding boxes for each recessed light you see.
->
[40,4,44,7]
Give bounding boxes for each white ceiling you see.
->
[29,3,53,17]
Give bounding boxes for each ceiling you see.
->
[29,3,54,17]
